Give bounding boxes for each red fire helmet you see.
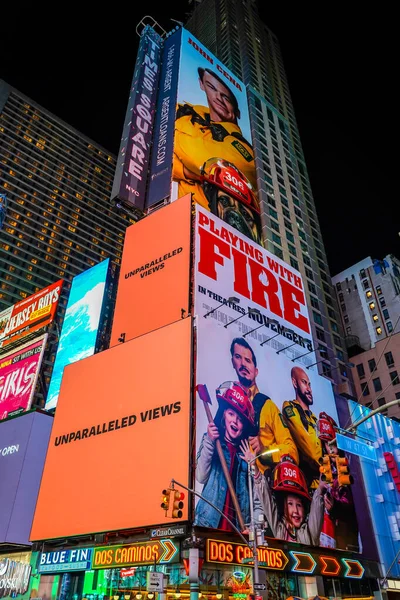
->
[317,412,337,442]
[200,158,260,214]
[215,381,258,435]
[272,459,311,502]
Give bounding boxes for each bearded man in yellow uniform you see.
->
[230,337,298,477]
[282,367,323,488]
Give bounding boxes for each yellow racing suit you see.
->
[172,103,257,208]
[282,399,322,488]
[247,384,299,474]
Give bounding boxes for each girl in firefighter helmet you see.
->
[240,442,326,545]
[194,381,261,532]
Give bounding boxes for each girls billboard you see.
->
[147,28,262,246]
[0,334,47,421]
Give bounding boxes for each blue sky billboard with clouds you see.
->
[45,259,109,411]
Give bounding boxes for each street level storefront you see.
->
[27,537,381,600]
[0,550,32,600]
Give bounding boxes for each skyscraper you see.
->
[0,80,132,401]
[184,0,349,387]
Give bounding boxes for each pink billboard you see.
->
[0,334,47,421]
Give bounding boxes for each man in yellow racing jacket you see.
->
[282,366,323,488]
[172,67,258,211]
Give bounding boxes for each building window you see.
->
[313,311,323,326]
[290,257,299,270]
[376,285,382,295]
[310,296,319,310]
[372,314,379,322]
[379,297,386,308]
[346,326,352,334]
[376,326,383,335]
[336,282,342,291]
[377,397,386,407]
[396,392,400,400]
[337,350,345,361]
[319,345,329,359]
[360,269,366,278]
[368,359,376,373]
[322,362,332,378]
[362,383,370,396]
[373,377,383,392]
[344,315,349,324]
[385,352,394,367]
[369,302,375,310]
[316,328,326,343]
[366,290,372,298]
[390,371,399,386]
[356,364,365,378]
[362,279,369,290]
[387,321,393,333]
[383,308,390,320]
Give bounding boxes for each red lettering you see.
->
[280,278,310,333]
[232,249,250,299]
[249,260,283,317]
[199,213,209,227]
[293,274,302,289]
[197,227,230,280]
[266,256,280,274]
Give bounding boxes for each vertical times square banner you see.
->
[111,25,162,211]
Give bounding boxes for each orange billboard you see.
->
[110,194,192,346]
[30,317,192,541]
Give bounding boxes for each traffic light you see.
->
[319,454,333,483]
[335,456,354,486]
[161,488,171,513]
[172,491,185,518]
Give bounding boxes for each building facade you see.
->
[0,80,132,404]
[332,255,400,351]
[184,0,350,389]
[332,255,400,417]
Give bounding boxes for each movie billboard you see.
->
[147,29,261,246]
[110,25,162,211]
[0,334,47,421]
[45,259,110,411]
[0,280,62,349]
[195,205,313,362]
[110,194,192,346]
[31,318,191,541]
[194,317,361,552]
[0,411,53,545]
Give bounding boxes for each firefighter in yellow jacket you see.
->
[172,68,262,244]
[282,366,323,488]
[230,337,299,476]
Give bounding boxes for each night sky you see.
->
[2,4,398,276]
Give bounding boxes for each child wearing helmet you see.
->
[241,440,325,545]
[194,381,261,531]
